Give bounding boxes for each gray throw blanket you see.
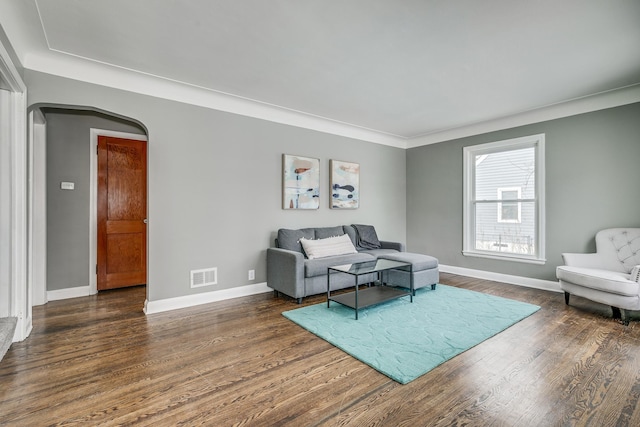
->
[352,224,381,249]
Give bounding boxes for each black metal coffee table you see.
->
[327,259,413,319]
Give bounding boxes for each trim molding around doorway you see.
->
[1,36,30,342]
[89,129,148,295]
[29,109,47,307]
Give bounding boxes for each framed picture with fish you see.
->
[282,154,320,209]
[330,159,359,209]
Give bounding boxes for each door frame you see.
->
[1,38,30,342]
[28,109,47,306]
[89,128,148,295]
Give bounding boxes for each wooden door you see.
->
[97,136,147,290]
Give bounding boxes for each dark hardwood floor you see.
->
[1,273,639,426]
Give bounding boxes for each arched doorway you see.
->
[28,105,149,308]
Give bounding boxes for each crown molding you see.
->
[407,84,640,149]
[23,50,408,148]
[22,50,640,151]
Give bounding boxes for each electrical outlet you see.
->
[248,269,255,281]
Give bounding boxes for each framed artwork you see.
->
[330,159,359,209]
[282,154,320,209]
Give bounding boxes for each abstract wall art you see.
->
[330,159,359,209]
[282,154,320,209]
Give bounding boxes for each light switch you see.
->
[60,182,75,190]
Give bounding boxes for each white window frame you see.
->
[497,187,521,223]
[463,134,546,264]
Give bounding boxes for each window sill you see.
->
[462,250,546,265]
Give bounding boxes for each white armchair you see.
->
[556,228,640,325]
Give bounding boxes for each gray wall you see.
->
[407,102,640,281]
[26,70,406,301]
[45,109,146,291]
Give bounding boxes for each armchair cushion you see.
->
[595,228,640,273]
[557,266,639,297]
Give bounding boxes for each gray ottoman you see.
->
[378,252,439,294]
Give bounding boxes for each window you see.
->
[463,134,545,264]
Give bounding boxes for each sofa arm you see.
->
[380,240,406,252]
[267,248,305,299]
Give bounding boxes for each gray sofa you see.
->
[267,225,405,303]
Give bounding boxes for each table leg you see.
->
[327,269,331,308]
[354,274,359,320]
[410,265,414,302]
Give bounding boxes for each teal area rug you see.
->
[283,284,540,384]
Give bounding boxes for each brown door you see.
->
[97,136,147,290]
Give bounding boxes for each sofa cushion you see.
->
[378,252,439,271]
[557,266,639,297]
[277,228,316,253]
[315,226,345,240]
[359,248,402,258]
[305,253,376,278]
[343,225,358,247]
[300,234,357,260]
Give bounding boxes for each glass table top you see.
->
[328,258,411,275]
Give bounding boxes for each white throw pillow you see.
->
[300,234,358,259]
[630,265,640,283]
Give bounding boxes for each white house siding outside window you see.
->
[463,134,546,264]
[497,187,522,223]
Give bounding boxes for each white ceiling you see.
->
[2,0,640,147]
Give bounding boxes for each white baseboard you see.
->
[144,282,271,315]
[44,282,272,315]
[47,285,92,301]
[46,268,558,315]
[439,264,562,293]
